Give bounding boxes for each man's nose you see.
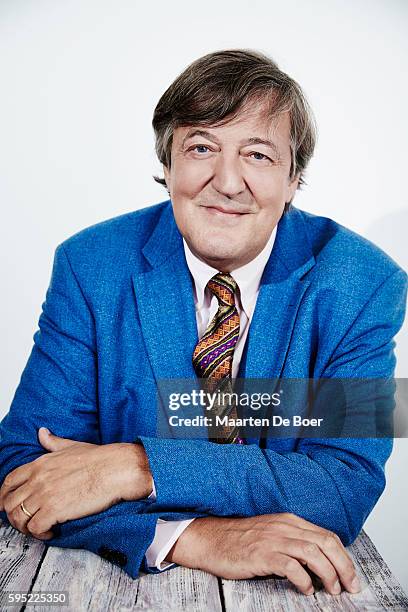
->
[211,153,246,198]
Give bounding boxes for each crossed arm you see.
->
[0,244,406,594]
[0,427,361,596]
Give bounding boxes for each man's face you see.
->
[163,102,299,272]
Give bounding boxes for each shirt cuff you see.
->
[145,518,195,571]
[148,479,157,501]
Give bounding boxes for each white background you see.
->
[1,0,407,592]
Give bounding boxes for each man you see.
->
[0,50,406,597]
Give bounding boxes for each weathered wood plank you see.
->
[221,576,322,612]
[222,531,408,612]
[0,520,45,593]
[29,545,222,612]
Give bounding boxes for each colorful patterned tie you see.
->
[192,272,244,444]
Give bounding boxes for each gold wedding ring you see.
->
[20,501,33,519]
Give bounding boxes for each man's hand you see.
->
[167,513,361,596]
[0,428,153,539]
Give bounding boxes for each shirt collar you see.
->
[183,227,276,318]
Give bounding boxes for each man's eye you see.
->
[250,151,271,161]
[192,145,210,153]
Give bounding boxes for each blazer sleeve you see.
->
[139,268,408,546]
[0,244,203,578]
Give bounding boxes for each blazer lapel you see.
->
[131,203,198,384]
[239,207,315,380]
[237,208,315,445]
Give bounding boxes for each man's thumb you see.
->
[38,427,72,451]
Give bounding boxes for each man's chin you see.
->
[194,248,243,271]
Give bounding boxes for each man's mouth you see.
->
[203,205,249,216]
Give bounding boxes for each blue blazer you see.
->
[1,201,407,577]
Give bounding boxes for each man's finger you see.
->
[0,465,31,507]
[38,427,77,452]
[26,507,54,539]
[7,498,40,537]
[306,529,360,593]
[272,522,360,594]
[277,537,341,595]
[29,528,54,540]
[2,482,34,515]
[269,552,314,596]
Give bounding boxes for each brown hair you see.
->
[152,49,317,204]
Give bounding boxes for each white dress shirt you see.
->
[145,227,277,570]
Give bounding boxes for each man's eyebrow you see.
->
[241,137,281,157]
[182,129,220,147]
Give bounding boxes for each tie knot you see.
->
[207,273,238,306]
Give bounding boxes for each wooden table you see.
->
[1,520,407,611]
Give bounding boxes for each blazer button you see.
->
[98,546,127,568]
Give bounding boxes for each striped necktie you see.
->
[192,272,244,444]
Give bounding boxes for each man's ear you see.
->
[163,165,170,190]
[286,173,300,204]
